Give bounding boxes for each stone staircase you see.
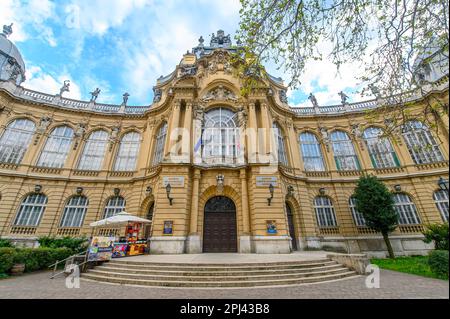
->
[82,258,359,288]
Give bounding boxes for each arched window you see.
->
[313,196,338,227]
[60,196,89,228]
[349,196,366,227]
[433,190,449,222]
[363,127,400,168]
[14,193,47,226]
[299,132,325,171]
[103,196,126,218]
[393,193,421,225]
[202,107,239,163]
[78,130,109,170]
[37,126,74,168]
[0,119,36,164]
[114,132,141,171]
[273,122,288,166]
[402,121,444,164]
[152,122,167,166]
[330,130,360,171]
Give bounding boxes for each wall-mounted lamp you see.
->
[319,187,326,195]
[145,186,153,195]
[166,183,173,205]
[114,188,120,196]
[267,183,274,206]
[438,177,449,191]
[34,184,42,193]
[394,184,402,192]
[76,187,83,195]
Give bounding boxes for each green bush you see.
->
[38,236,89,253]
[0,247,15,273]
[422,223,449,250]
[428,250,449,279]
[0,239,13,248]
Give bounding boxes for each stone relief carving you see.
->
[279,90,288,103]
[319,126,330,151]
[178,64,197,78]
[286,185,295,198]
[201,85,238,102]
[109,126,121,151]
[237,106,247,129]
[153,88,162,103]
[34,116,52,145]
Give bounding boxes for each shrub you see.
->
[38,236,89,253]
[0,239,13,248]
[422,223,449,250]
[0,247,15,273]
[428,250,449,279]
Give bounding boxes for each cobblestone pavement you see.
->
[0,269,447,299]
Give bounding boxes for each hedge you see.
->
[38,236,89,253]
[0,247,73,275]
[428,250,449,279]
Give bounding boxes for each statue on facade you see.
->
[36,116,52,134]
[90,88,101,102]
[153,88,162,103]
[2,23,13,38]
[308,93,319,108]
[368,84,381,99]
[279,90,288,103]
[178,64,197,77]
[198,36,204,47]
[122,92,130,105]
[202,85,238,102]
[338,91,349,105]
[210,30,232,47]
[59,80,70,97]
[74,123,86,138]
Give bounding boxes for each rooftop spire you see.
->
[1,23,13,38]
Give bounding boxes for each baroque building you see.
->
[0,28,448,257]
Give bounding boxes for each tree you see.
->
[353,175,398,258]
[235,0,449,139]
[422,223,449,250]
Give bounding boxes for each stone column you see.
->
[287,120,302,170]
[247,101,258,163]
[164,99,181,159]
[193,104,204,164]
[186,168,202,253]
[239,168,252,252]
[182,101,193,163]
[261,102,272,157]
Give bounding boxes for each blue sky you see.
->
[2,0,368,107]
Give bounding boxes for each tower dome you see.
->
[0,23,26,85]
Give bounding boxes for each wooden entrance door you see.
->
[203,196,237,253]
[286,203,298,251]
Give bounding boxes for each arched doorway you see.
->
[286,202,298,251]
[203,196,237,252]
[144,202,154,238]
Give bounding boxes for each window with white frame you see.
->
[433,190,449,222]
[273,122,288,166]
[78,130,109,170]
[37,126,74,168]
[202,108,239,161]
[60,196,89,228]
[103,196,126,218]
[349,196,366,227]
[299,132,325,171]
[0,119,36,165]
[313,196,338,227]
[393,193,421,225]
[363,127,400,168]
[152,122,167,165]
[402,121,444,164]
[114,132,141,171]
[14,193,47,226]
[330,130,360,171]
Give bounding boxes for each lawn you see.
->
[371,256,448,280]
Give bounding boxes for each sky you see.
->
[1,0,369,107]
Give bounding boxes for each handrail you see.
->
[49,249,88,279]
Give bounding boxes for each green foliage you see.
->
[0,239,13,248]
[38,236,89,253]
[371,255,445,280]
[0,247,73,274]
[428,250,449,279]
[422,223,449,250]
[353,175,398,234]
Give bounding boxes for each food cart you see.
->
[89,212,152,260]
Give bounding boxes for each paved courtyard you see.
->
[0,269,447,299]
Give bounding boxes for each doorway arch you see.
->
[203,196,237,252]
[285,202,298,251]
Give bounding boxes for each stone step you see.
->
[102,260,337,272]
[82,271,359,287]
[94,263,344,276]
[86,266,350,282]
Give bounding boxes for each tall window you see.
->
[114,132,141,171]
[202,108,239,163]
[60,196,89,228]
[0,119,36,165]
[363,127,400,168]
[393,193,421,225]
[273,122,288,166]
[14,193,47,226]
[103,196,126,218]
[313,196,338,227]
[349,196,366,227]
[152,122,167,165]
[402,121,444,164]
[299,132,325,171]
[78,130,109,170]
[37,126,74,168]
[330,130,360,171]
[434,190,449,222]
